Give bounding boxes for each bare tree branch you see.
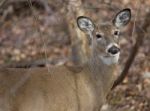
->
[112,11,150,90]
[0,0,7,7]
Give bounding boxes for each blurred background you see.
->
[0,0,149,111]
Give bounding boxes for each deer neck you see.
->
[82,53,117,96]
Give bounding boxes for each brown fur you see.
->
[0,9,131,111]
[0,60,117,111]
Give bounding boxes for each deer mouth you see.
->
[100,53,120,65]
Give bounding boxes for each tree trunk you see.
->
[65,0,89,65]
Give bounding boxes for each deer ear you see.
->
[77,16,94,32]
[113,8,131,28]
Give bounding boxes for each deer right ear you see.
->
[113,8,131,28]
[77,16,94,33]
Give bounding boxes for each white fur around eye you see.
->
[96,32,104,41]
[96,34,102,40]
[114,30,120,36]
[113,30,120,39]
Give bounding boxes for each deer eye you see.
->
[114,30,120,36]
[96,34,102,39]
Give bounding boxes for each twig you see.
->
[112,10,150,90]
[0,58,68,68]
[0,0,7,8]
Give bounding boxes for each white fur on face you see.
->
[100,53,120,65]
[99,43,120,65]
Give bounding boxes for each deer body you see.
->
[0,9,131,111]
[0,62,116,111]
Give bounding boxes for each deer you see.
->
[0,8,131,111]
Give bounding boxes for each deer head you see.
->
[77,8,131,65]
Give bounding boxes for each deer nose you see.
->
[108,45,120,55]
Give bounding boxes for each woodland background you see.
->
[0,0,149,111]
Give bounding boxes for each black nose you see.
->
[108,45,120,55]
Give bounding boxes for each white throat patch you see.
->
[100,53,120,65]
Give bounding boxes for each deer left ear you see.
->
[77,16,95,33]
[113,8,131,28]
